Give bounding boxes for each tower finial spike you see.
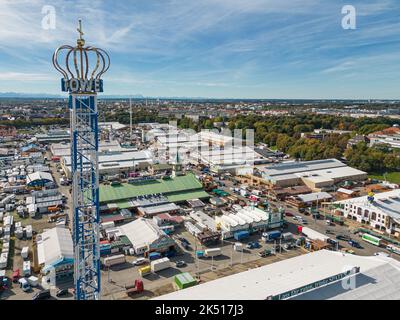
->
[77,19,85,47]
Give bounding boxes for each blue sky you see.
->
[0,0,400,99]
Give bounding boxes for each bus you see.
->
[386,244,400,255]
[362,234,381,246]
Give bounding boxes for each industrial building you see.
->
[155,250,400,300]
[37,226,74,282]
[35,129,70,143]
[334,189,400,236]
[368,126,400,149]
[215,206,284,239]
[61,149,153,179]
[119,218,177,255]
[26,171,54,188]
[286,191,333,208]
[260,159,367,189]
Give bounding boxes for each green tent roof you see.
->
[99,173,204,203]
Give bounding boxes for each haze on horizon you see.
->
[0,0,400,100]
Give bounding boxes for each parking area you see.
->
[100,226,306,300]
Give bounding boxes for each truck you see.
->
[103,254,126,267]
[18,278,31,292]
[150,257,171,273]
[233,230,250,241]
[362,234,381,247]
[204,248,222,258]
[125,279,144,296]
[262,230,281,242]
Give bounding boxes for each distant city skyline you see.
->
[1,0,400,99]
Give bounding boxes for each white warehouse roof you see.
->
[37,226,73,268]
[154,250,400,300]
[119,218,164,250]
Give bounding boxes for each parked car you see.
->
[32,289,51,300]
[258,249,273,257]
[133,258,147,266]
[285,212,294,217]
[56,289,69,297]
[348,240,362,249]
[175,260,186,268]
[246,242,261,249]
[325,229,335,235]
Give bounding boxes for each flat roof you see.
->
[154,250,400,300]
[99,173,204,203]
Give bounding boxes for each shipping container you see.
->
[362,234,381,246]
[204,248,222,257]
[234,242,243,252]
[174,272,197,290]
[282,232,293,241]
[103,254,126,267]
[262,230,281,242]
[138,265,151,276]
[233,230,250,241]
[21,247,29,260]
[27,276,39,287]
[23,261,31,277]
[150,257,171,272]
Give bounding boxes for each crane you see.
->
[52,20,110,300]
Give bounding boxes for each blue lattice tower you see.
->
[52,20,110,300]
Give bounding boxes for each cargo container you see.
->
[195,250,205,258]
[21,247,29,260]
[0,255,7,269]
[174,272,197,290]
[204,248,222,257]
[148,252,162,261]
[262,230,281,242]
[103,254,126,267]
[23,261,31,277]
[282,232,293,241]
[386,244,400,255]
[150,257,171,272]
[25,225,32,239]
[362,234,381,246]
[138,265,151,276]
[27,276,38,287]
[234,230,250,241]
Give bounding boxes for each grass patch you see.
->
[368,172,400,184]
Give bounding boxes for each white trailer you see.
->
[204,248,222,257]
[234,243,243,252]
[103,254,126,267]
[23,261,31,277]
[27,276,39,287]
[0,254,7,269]
[21,247,29,260]
[150,257,171,272]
